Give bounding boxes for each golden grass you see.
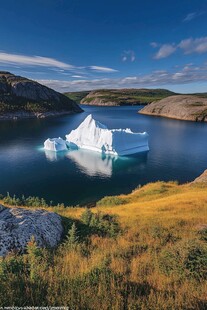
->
[0,181,207,309]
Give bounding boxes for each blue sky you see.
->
[0,0,207,92]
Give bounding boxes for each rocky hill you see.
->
[0,71,82,120]
[80,88,176,106]
[139,95,207,122]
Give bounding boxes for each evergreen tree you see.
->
[66,223,79,248]
[81,208,93,225]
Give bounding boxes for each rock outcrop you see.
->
[0,205,63,256]
[192,170,207,183]
[0,71,83,119]
[139,95,207,122]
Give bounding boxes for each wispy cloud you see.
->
[71,75,85,78]
[0,52,74,69]
[37,62,207,92]
[153,36,207,59]
[150,42,159,48]
[0,52,118,76]
[154,44,176,59]
[89,66,118,72]
[183,11,206,22]
[121,50,136,62]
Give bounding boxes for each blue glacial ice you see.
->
[44,137,68,152]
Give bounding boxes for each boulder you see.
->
[0,205,63,256]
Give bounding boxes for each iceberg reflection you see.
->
[66,149,116,177]
[44,149,68,162]
[66,149,148,178]
[44,148,148,178]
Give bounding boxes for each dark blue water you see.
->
[0,105,207,205]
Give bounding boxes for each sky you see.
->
[0,0,207,93]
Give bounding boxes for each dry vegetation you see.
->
[0,181,207,309]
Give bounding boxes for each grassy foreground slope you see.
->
[0,181,207,309]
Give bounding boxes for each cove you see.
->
[0,105,206,205]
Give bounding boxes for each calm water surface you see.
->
[0,105,207,205]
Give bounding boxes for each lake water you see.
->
[0,105,207,205]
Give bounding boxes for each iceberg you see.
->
[44,137,68,152]
[66,114,149,156]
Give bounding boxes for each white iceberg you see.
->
[44,137,68,152]
[65,114,149,156]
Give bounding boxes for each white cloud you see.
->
[71,75,85,78]
[0,52,73,69]
[0,51,118,76]
[153,36,207,59]
[154,44,176,59]
[178,37,207,54]
[37,62,207,92]
[89,66,118,72]
[121,50,136,62]
[150,42,159,48]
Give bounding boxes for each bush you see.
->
[199,228,207,242]
[0,255,25,279]
[96,196,128,206]
[2,192,50,208]
[80,209,121,238]
[151,225,179,246]
[26,237,51,281]
[81,208,93,225]
[159,240,207,280]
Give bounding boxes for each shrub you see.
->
[151,225,179,246]
[0,255,25,279]
[2,192,49,207]
[199,228,207,242]
[81,208,93,225]
[159,240,207,280]
[185,243,207,279]
[26,236,50,282]
[80,209,121,238]
[96,196,128,206]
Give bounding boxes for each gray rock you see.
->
[192,170,207,183]
[0,205,63,256]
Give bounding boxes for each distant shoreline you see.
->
[0,110,78,121]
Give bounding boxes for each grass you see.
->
[0,181,207,309]
[64,91,90,104]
